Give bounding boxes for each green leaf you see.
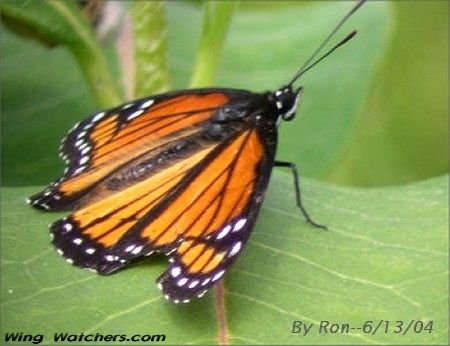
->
[327,1,449,186]
[1,174,447,344]
[1,28,96,186]
[0,0,121,108]
[131,2,171,97]
[0,0,85,47]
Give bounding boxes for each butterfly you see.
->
[28,0,365,303]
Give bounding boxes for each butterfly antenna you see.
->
[288,0,366,86]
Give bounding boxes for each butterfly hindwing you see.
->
[157,216,253,303]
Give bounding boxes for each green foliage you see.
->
[0,0,121,107]
[1,174,448,344]
[328,1,449,186]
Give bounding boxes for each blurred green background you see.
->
[1,0,447,188]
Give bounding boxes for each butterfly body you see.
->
[29,86,299,302]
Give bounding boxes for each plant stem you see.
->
[51,1,122,108]
[131,2,171,98]
[71,44,123,108]
[190,2,238,88]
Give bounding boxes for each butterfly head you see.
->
[273,85,303,122]
[274,19,359,124]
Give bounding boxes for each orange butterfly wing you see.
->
[28,91,229,211]
[30,89,277,302]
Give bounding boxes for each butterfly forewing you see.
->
[28,91,231,211]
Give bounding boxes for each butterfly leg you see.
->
[274,160,327,230]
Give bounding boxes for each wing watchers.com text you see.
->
[4,332,166,344]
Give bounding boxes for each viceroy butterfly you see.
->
[28,0,366,303]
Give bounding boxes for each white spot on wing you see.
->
[127,109,144,121]
[77,131,87,139]
[188,280,199,289]
[229,241,242,256]
[74,166,86,175]
[131,245,143,255]
[234,218,246,232]
[63,223,73,232]
[85,248,96,255]
[212,270,225,282]
[140,99,154,109]
[124,245,135,252]
[79,156,89,165]
[177,277,188,287]
[92,112,105,122]
[216,225,231,239]
[122,102,133,110]
[171,266,181,277]
[197,290,207,298]
[71,121,80,131]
